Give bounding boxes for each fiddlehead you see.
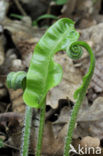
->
[67,44,83,60]
[67,41,95,99]
[6,71,26,90]
[64,41,95,156]
[6,71,32,156]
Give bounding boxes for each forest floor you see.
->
[0,0,103,155]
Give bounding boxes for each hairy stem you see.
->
[20,106,32,156]
[35,98,46,156]
[64,41,95,156]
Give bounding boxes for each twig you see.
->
[13,0,27,16]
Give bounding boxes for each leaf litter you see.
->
[0,4,103,155]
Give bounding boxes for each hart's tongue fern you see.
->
[6,18,95,156]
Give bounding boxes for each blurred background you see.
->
[0,0,103,156]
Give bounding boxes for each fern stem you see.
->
[64,94,85,156]
[64,41,95,156]
[20,106,32,156]
[35,98,46,156]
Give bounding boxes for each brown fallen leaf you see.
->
[80,136,100,148]
[73,136,102,156]
[17,39,35,68]
[9,89,25,113]
[47,53,82,109]
[73,97,103,139]
[41,121,65,156]
[91,59,103,92]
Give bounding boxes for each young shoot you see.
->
[6,18,95,156]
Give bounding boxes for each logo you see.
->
[69,144,101,155]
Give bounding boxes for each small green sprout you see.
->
[32,14,58,26]
[6,18,95,156]
[10,13,24,20]
[10,13,58,27]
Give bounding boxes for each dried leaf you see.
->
[47,53,82,108]
[74,97,103,139]
[9,89,25,113]
[80,136,100,148]
[91,60,103,92]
